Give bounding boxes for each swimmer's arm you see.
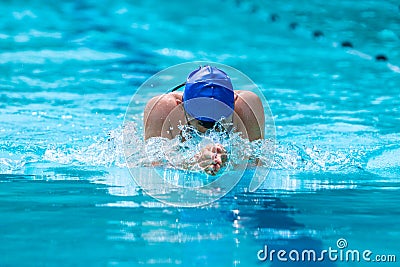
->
[144,96,165,140]
[143,94,179,140]
[234,91,265,141]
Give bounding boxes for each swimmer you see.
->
[144,65,265,175]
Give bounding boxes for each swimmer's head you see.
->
[183,66,235,125]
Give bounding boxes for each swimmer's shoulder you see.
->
[169,92,183,103]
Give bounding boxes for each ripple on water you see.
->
[366,147,400,178]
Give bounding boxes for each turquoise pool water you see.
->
[1,0,399,266]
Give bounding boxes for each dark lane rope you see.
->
[230,0,400,74]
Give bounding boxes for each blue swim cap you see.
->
[183,66,234,122]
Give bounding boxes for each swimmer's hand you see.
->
[195,144,228,176]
